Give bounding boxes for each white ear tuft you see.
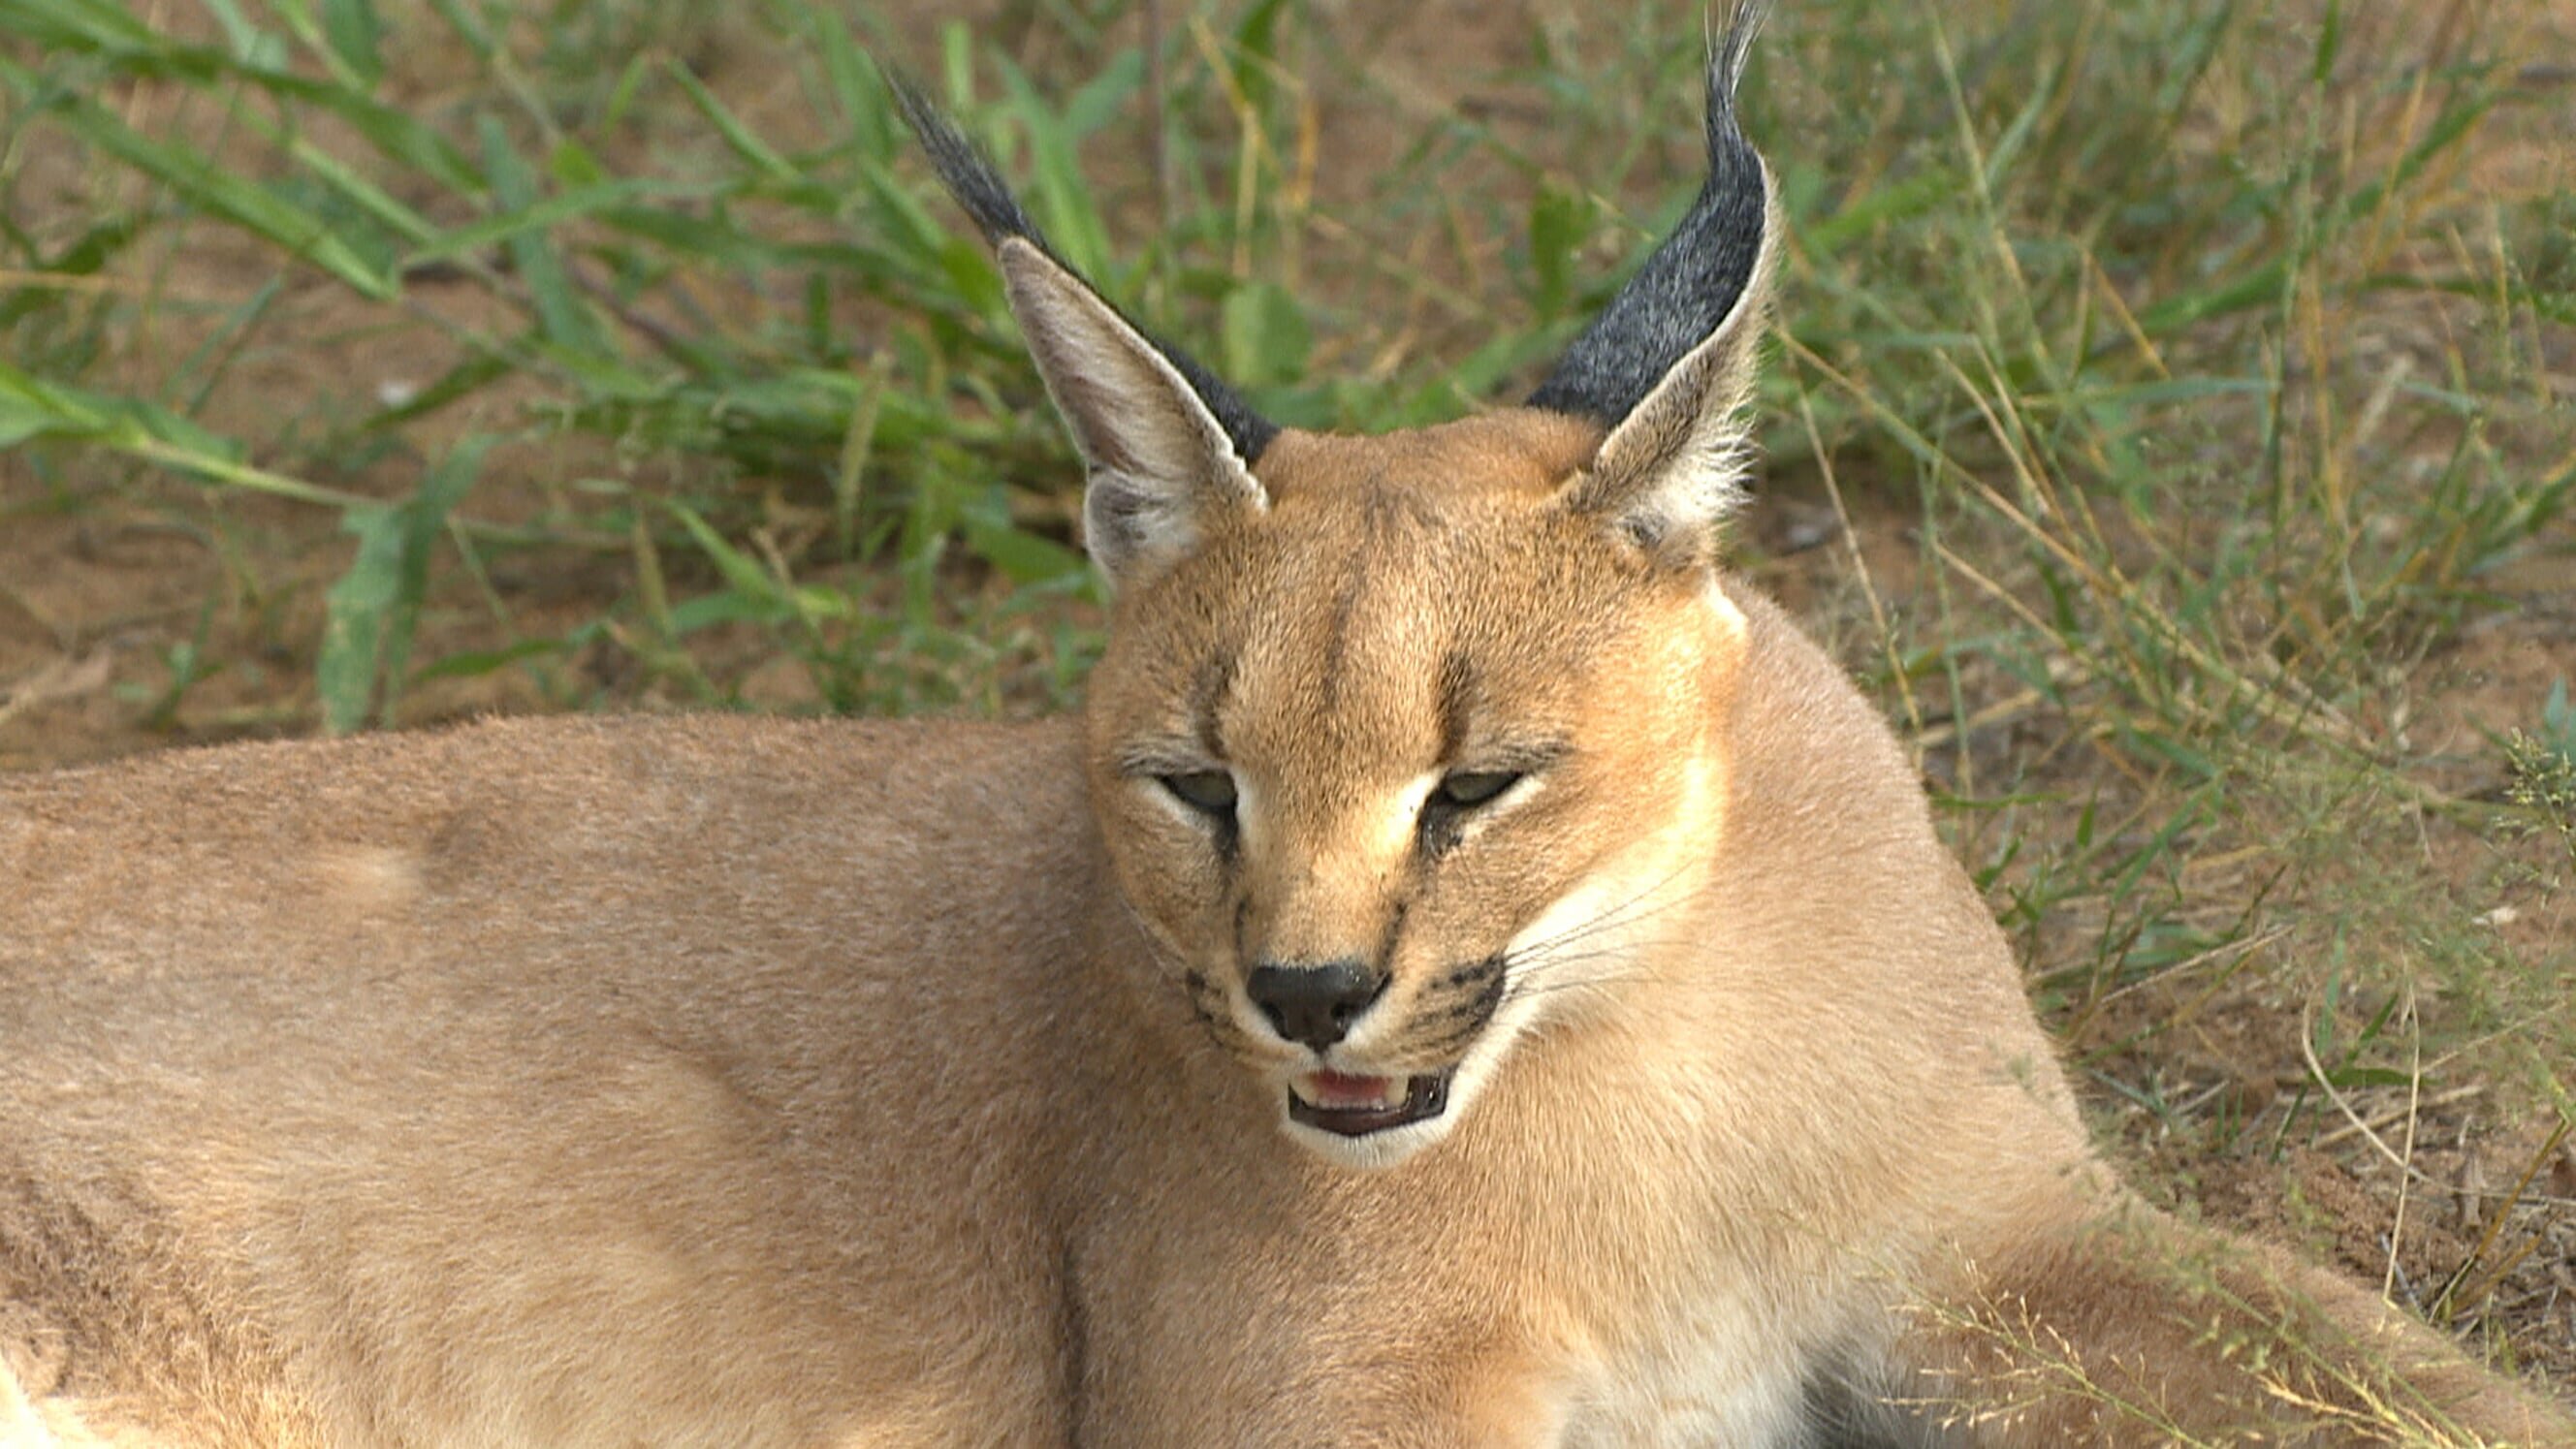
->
[998,239,1267,585]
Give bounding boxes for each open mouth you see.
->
[1288,1069,1453,1137]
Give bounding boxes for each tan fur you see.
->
[6,433,2567,1442]
[7,73,2573,1449]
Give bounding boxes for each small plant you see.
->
[2500,680,2576,871]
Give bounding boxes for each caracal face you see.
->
[898,14,1774,1170]
[1085,416,1750,1168]
[6,7,2570,1441]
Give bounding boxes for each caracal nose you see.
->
[1245,961,1386,1053]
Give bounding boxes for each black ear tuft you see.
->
[1525,1,1773,433]
[888,72,1044,251]
[886,72,1281,468]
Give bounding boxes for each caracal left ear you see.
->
[891,79,1278,589]
[1530,0,1780,571]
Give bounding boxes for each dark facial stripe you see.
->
[1415,803,1466,863]
[1190,649,1235,758]
[1429,962,1508,1024]
[1436,649,1477,766]
[1440,955,1505,992]
[1318,555,1368,712]
[1180,968,1244,1047]
[1374,896,1410,982]
[1411,967,1509,1057]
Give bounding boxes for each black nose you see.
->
[1245,961,1385,1053]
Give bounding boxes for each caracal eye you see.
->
[1159,770,1238,817]
[1432,771,1522,810]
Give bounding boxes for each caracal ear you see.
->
[1530,1,1780,570]
[996,241,1271,583]
[892,78,1276,586]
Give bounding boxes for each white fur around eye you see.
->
[1388,771,1445,848]
[1419,770,1545,836]
[1231,773,1266,854]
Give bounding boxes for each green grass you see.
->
[1,0,2569,1410]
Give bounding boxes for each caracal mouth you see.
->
[1287,1068,1454,1138]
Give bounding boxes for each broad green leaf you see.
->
[316,436,491,733]
[318,503,406,735]
[817,16,891,160]
[318,0,383,86]
[377,436,492,724]
[474,114,605,352]
[1526,181,1587,321]
[966,518,1085,586]
[1220,281,1309,389]
[995,59,1113,277]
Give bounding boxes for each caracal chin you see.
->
[3,5,2569,1446]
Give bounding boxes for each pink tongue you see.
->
[1303,1071,1399,1109]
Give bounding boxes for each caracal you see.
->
[4,6,2569,1445]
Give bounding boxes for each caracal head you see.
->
[900,4,1779,1168]
[1084,417,1758,1169]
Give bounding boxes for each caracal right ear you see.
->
[1530,0,1780,572]
[891,79,1279,589]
